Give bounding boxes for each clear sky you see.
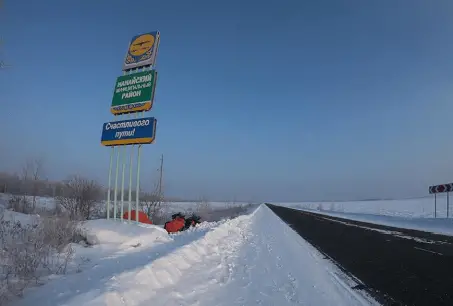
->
[1,0,453,202]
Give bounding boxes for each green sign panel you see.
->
[110,70,158,115]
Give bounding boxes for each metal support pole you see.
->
[113,146,120,220]
[107,146,114,219]
[434,194,437,218]
[128,144,134,221]
[447,192,450,218]
[120,144,126,220]
[136,144,142,223]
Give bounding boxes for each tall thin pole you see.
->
[120,144,126,220]
[113,147,120,220]
[136,144,142,223]
[434,194,437,218]
[107,146,114,219]
[128,144,134,221]
[134,68,144,223]
[447,192,450,218]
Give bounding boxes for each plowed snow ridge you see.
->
[9,205,378,306]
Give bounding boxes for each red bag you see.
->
[164,217,186,233]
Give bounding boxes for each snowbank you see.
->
[0,209,40,225]
[8,204,377,306]
[81,219,170,247]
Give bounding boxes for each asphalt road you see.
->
[267,204,453,306]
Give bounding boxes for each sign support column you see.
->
[106,146,114,219]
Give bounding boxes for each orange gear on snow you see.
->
[164,217,186,233]
[122,210,153,224]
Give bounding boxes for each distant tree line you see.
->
[0,170,166,202]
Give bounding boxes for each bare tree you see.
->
[56,175,102,220]
[20,161,31,201]
[140,181,166,224]
[26,158,45,211]
[140,155,168,224]
[195,196,212,220]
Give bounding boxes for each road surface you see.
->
[267,204,453,306]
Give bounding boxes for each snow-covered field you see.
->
[289,209,453,236]
[6,204,376,306]
[280,196,446,218]
[0,193,254,218]
[3,193,453,305]
[278,195,453,236]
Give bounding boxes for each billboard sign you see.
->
[110,70,157,115]
[123,31,160,71]
[101,117,157,146]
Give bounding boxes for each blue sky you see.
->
[1,0,453,202]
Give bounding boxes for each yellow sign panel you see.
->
[129,34,155,56]
[123,31,160,71]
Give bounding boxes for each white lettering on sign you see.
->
[115,128,136,139]
[105,119,150,130]
[121,90,141,99]
[115,82,152,94]
[117,74,152,88]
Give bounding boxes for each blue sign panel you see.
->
[101,117,157,146]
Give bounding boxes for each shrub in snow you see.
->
[195,197,212,220]
[329,203,335,212]
[7,195,33,214]
[138,188,170,225]
[0,212,82,303]
[56,175,103,221]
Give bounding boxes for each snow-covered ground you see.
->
[288,209,453,236]
[0,193,254,219]
[4,193,452,305]
[278,196,453,236]
[0,193,57,211]
[3,192,451,236]
[6,205,377,306]
[280,196,446,218]
[1,193,446,220]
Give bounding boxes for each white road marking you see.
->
[413,247,443,255]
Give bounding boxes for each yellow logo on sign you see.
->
[122,31,160,71]
[123,31,159,69]
[129,34,155,57]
